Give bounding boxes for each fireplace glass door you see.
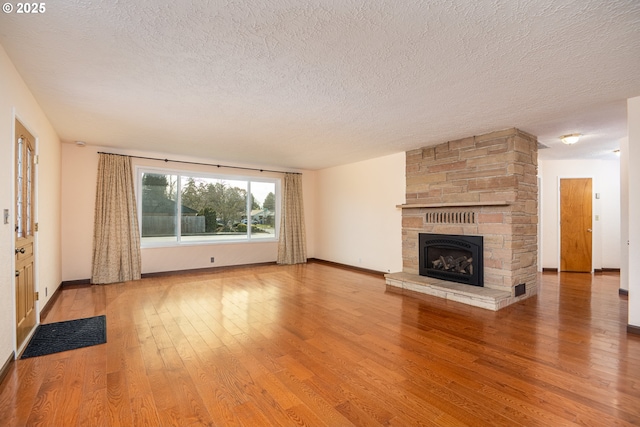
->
[419,234,483,287]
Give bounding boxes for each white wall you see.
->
[61,143,316,280]
[627,97,640,328]
[314,152,405,273]
[620,137,629,292]
[0,45,62,359]
[539,159,621,270]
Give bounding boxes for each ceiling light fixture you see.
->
[560,133,581,145]
[75,141,86,147]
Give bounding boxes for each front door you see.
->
[15,119,37,350]
[560,178,593,272]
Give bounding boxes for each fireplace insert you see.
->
[419,233,484,287]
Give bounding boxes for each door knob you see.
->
[15,271,20,277]
[15,247,25,254]
[587,229,592,233]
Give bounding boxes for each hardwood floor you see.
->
[0,264,638,426]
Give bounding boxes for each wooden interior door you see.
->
[15,119,37,350]
[560,178,592,272]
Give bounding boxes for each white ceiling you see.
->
[1,0,639,170]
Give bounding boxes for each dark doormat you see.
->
[21,315,106,359]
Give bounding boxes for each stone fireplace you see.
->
[385,128,538,310]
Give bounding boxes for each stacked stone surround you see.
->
[385,128,538,310]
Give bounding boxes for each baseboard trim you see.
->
[541,268,621,274]
[307,258,386,277]
[619,289,629,296]
[595,268,621,274]
[0,351,15,387]
[40,283,64,320]
[628,324,640,336]
[59,260,386,285]
[59,262,280,285]
[141,262,278,279]
[61,279,91,287]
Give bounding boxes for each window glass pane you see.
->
[141,173,178,243]
[180,177,248,242]
[16,138,23,238]
[249,181,277,240]
[26,146,32,236]
[139,169,278,245]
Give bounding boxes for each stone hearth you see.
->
[385,128,538,310]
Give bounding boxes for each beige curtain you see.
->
[277,173,307,264]
[91,153,142,284]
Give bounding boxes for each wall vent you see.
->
[426,211,475,224]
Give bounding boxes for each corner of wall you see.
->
[0,45,62,356]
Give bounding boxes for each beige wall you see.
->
[61,143,316,280]
[0,45,62,358]
[538,159,621,271]
[63,146,404,279]
[314,152,405,273]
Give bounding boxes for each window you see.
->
[138,168,279,246]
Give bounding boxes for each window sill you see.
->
[141,238,278,249]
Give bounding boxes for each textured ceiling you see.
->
[1,0,639,170]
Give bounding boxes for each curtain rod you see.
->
[97,152,301,175]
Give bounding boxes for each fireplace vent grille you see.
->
[426,211,475,224]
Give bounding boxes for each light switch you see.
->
[595,193,600,199]
[595,215,600,221]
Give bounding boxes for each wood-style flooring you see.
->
[0,263,638,426]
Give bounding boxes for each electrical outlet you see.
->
[210,257,215,263]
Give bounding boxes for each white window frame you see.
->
[136,166,280,248]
